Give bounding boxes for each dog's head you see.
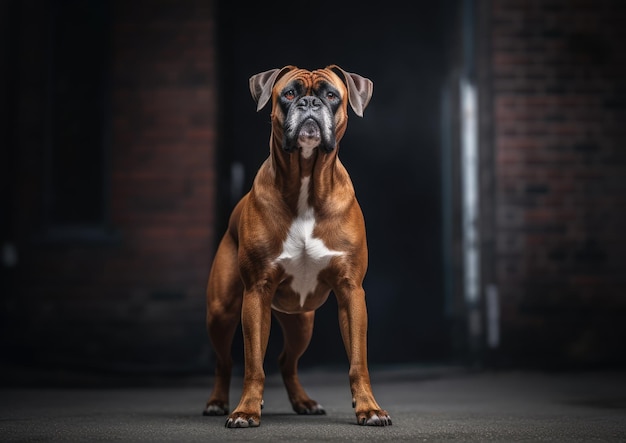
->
[249,66,373,157]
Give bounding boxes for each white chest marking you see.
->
[274,177,343,308]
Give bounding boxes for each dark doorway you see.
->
[215,0,453,370]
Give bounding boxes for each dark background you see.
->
[2,0,626,384]
[215,0,452,369]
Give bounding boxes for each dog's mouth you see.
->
[296,118,321,158]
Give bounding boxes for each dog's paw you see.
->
[203,402,229,416]
[293,400,326,415]
[356,410,392,426]
[225,412,260,428]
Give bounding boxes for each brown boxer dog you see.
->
[203,65,391,428]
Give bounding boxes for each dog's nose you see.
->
[297,96,321,110]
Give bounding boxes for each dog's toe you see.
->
[203,403,229,416]
[358,410,392,426]
[297,403,326,415]
[293,399,326,415]
[225,415,260,428]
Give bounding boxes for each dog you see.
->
[203,65,391,428]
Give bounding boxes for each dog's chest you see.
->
[273,177,343,310]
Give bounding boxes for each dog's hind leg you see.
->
[203,234,243,416]
[273,310,326,415]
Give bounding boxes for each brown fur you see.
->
[203,66,391,427]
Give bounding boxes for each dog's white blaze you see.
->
[274,176,343,308]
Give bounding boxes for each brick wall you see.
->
[491,0,626,367]
[4,0,217,373]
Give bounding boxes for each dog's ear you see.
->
[328,65,373,117]
[249,66,295,112]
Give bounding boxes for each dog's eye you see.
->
[284,90,296,100]
[326,92,337,100]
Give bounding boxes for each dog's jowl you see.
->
[203,65,391,428]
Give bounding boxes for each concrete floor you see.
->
[2,366,626,442]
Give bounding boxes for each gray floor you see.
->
[2,366,626,442]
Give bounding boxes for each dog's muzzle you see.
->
[298,118,322,150]
[283,96,335,154]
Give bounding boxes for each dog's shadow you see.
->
[200,410,355,427]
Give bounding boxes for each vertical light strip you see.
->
[460,78,481,334]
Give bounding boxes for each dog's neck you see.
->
[264,131,346,215]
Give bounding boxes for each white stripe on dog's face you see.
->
[273,177,343,309]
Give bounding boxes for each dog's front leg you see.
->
[225,288,272,428]
[336,285,392,426]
